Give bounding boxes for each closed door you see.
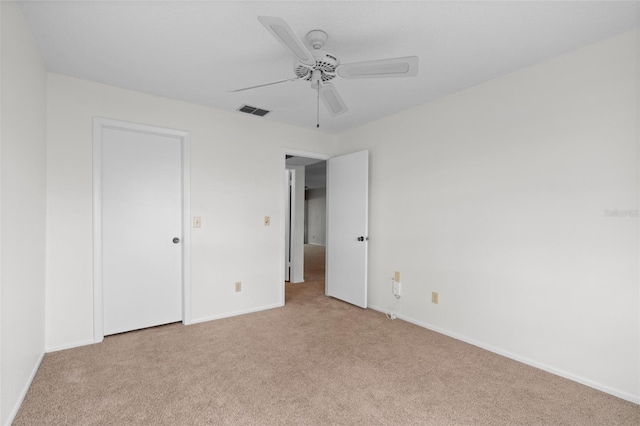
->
[102,126,183,335]
[326,150,369,308]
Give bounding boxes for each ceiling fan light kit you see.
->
[232,16,419,127]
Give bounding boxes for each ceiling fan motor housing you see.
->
[294,49,339,82]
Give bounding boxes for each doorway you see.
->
[282,149,369,309]
[285,155,327,288]
[93,118,192,342]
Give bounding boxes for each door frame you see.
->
[92,117,191,343]
[285,165,305,283]
[281,149,330,305]
[284,169,292,282]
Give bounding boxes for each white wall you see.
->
[307,188,326,245]
[45,73,336,350]
[336,29,640,402]
[13,12,637,412]
[0,2,47,424]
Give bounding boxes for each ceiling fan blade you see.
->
[319,83,348,117]
[336,56,419,79]
[229,78,298,93]
[258,16,316,66]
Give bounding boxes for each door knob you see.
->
[357,236,365,242]
[173,237,180,244]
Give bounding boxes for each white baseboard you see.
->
[190,303,283,325]
[4,351,45,426]
[306,242,326,246]
[45,304,285,350]
[368,304,639,405]
[45,338,97,353]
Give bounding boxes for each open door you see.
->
[326,150,368,308]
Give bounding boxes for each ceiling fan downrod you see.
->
[317,85,320,128]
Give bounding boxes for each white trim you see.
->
[92,121,103,343]
[181,133,192,324]
[92,118,192,341]
[4,352,44,426]
[368,304,640,404]
[289,168,298,282]
[0,6,3,423]
[284,169,291,283]
[190,303,283,325]
[636,25,640,408]
[283,149,331,161]
[45,338,96,353]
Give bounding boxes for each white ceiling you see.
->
[18,1,639,134]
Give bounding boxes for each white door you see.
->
[102,127,183,335]
[326,150,369,308]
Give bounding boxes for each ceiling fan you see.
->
[231,16,419,127]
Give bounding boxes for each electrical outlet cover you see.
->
[393,281,401,297]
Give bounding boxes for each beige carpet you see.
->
[14,244,639,425]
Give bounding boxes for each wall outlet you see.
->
[264,216,270,226]
[393,280,401,297]
[432,291,439,304]
[394,271,401,282]
[193,216,201,228]
[235,282,242,292]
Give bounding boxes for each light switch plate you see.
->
[193,217,201,228]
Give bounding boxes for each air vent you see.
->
[237,104,271,117]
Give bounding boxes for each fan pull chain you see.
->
[316,85,320,128]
